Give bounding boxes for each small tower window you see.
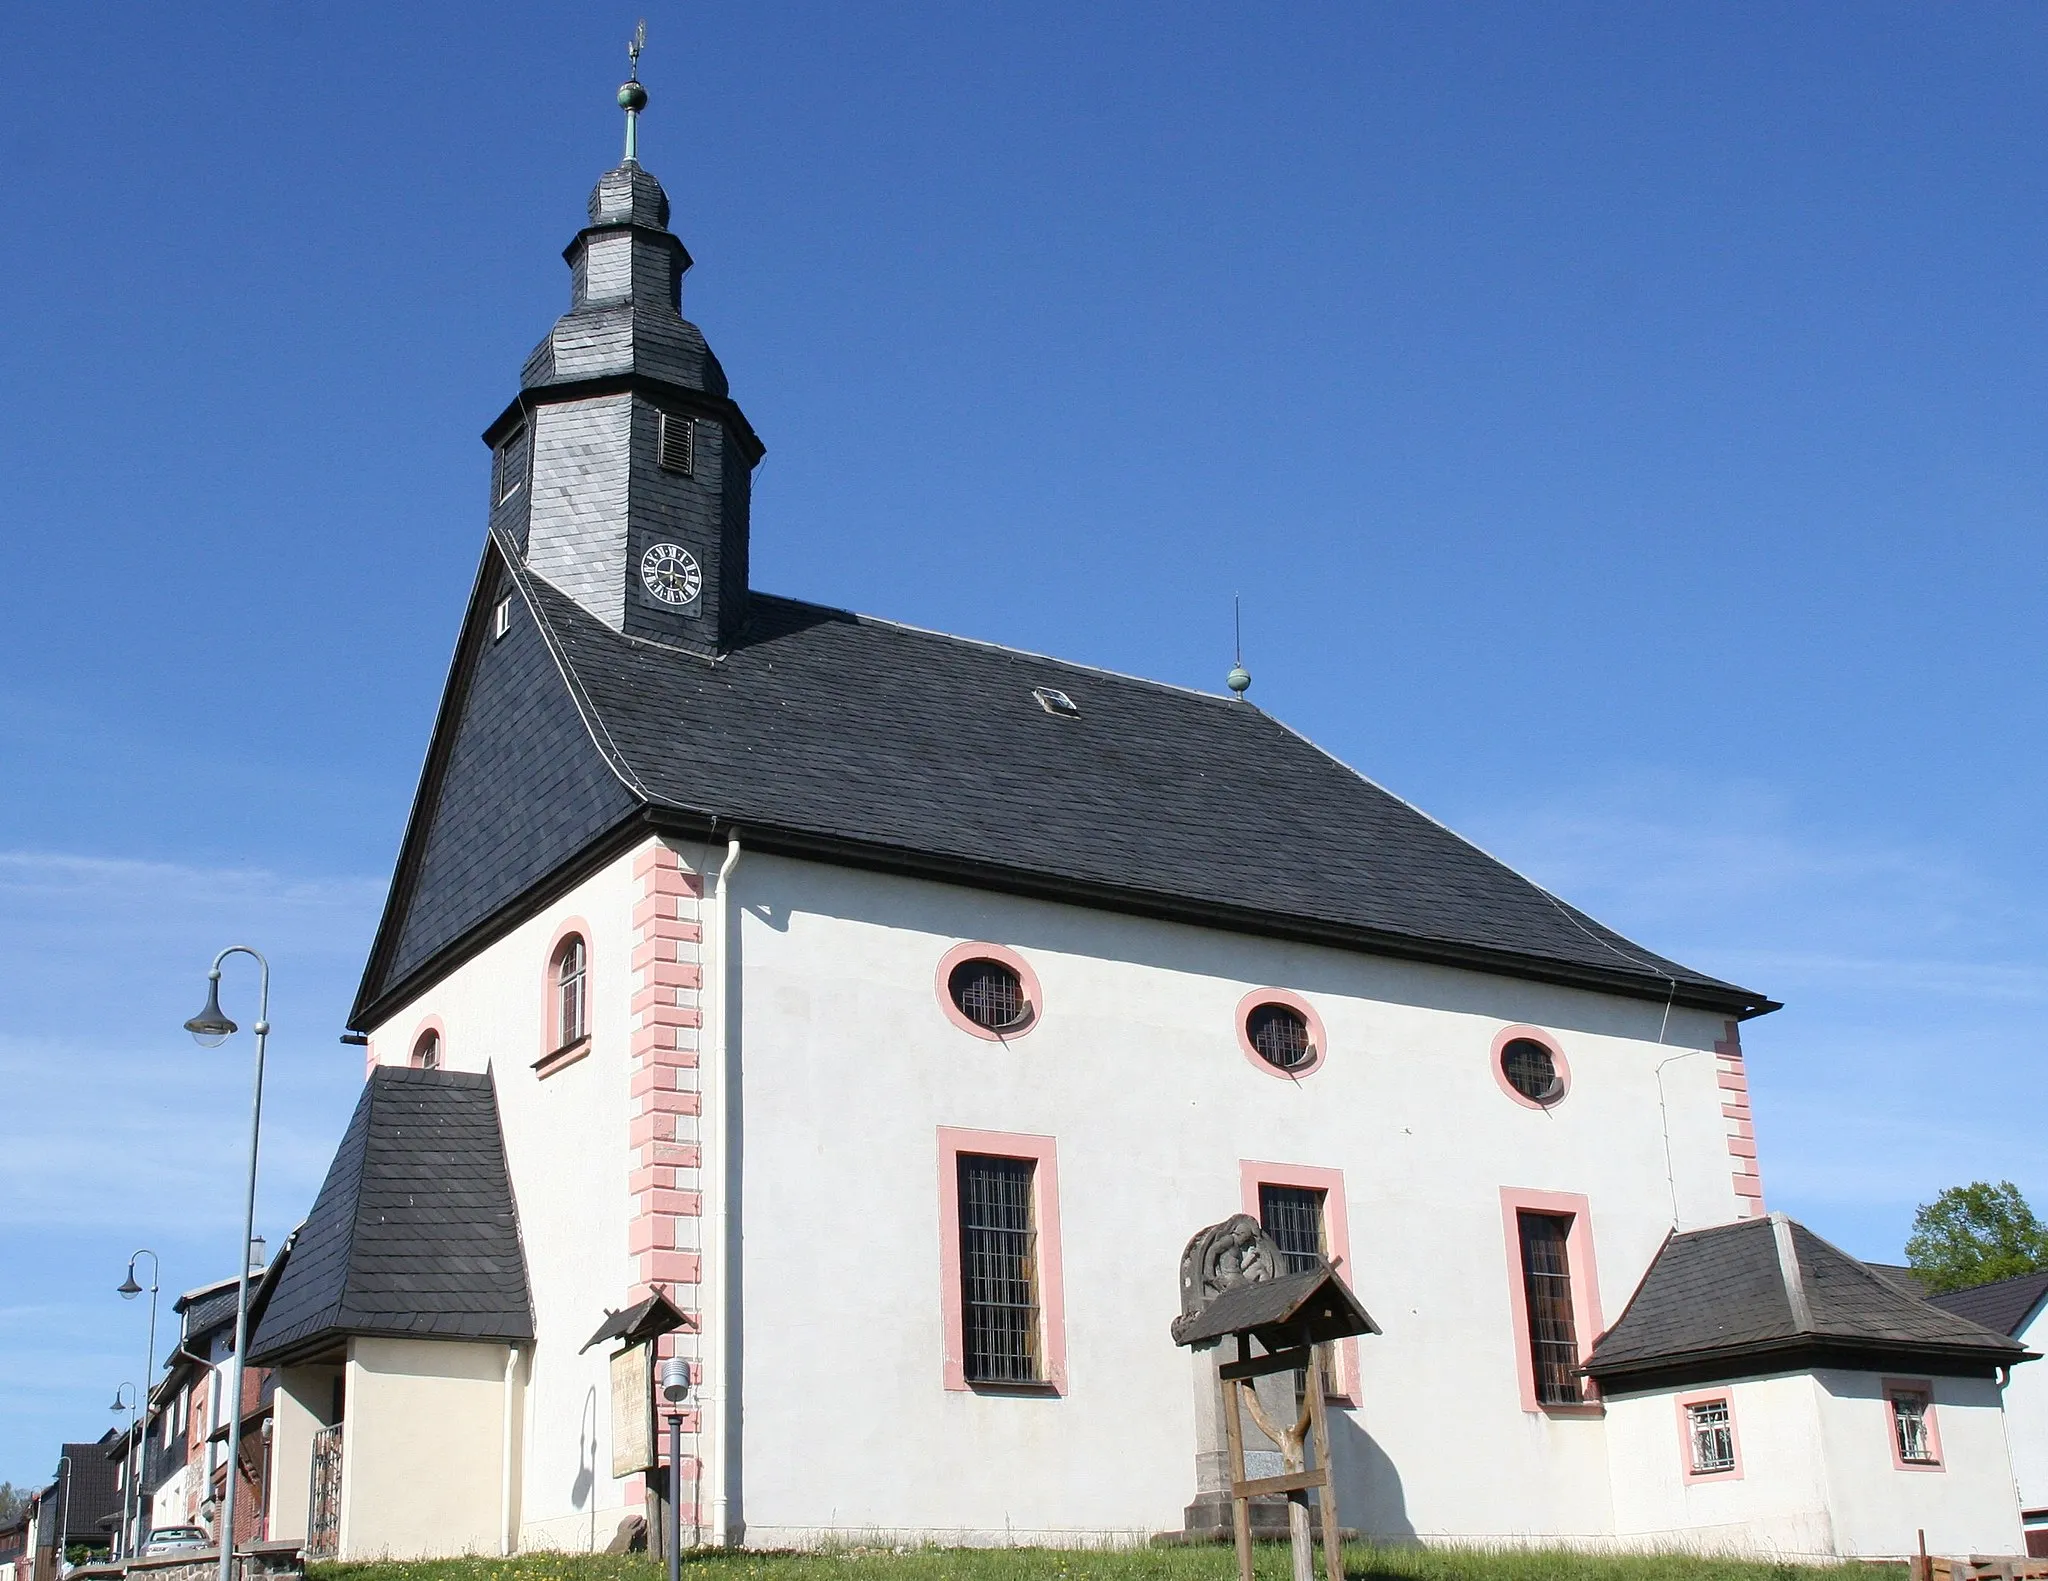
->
[410,1030,440,1070]
[495,425,528,505]
[659,412,695,476]
[1502,1038,1563,1105]
[949,958,1029,1032]
[1246,1002,1313,1071]
[554,934,589,1052]
[492,597,512,641]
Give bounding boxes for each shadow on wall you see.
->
[1331,1411,1415,1542]
[573,1385,598,1551]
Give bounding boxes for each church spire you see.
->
[480,43,765,656]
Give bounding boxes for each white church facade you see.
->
[248,81,2034,1564]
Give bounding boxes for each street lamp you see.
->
[183,947,271,1581]
[109,1387,138,1558]
[118,1249,161,1559]
[657,1358,691,1581]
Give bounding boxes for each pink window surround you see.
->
[1674,1388,1744,1482]
[537,916,594,1077]
[1240,1160,1358,1403]
[934,941,1044,1042]
[1491,1024,1570,1110]
[407,1015,447,1071]
[1883,1377,1945,1471]
[1498,1186,1605,1415]
[936,1127,1067,1393]
[1235,987,1329,1082]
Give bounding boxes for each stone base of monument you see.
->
[1153,1494,1360,1546]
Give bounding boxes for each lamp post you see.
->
[183,947,271,1581]
[117,1249,161,1558]
[109,1387,138,1559]
[656,1358,691,1581]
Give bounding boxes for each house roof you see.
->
[1927,1269,2048,1338]
[1861,1261,1930,1300]
[246,1066,533,1366]
[1586,1213,2032,1390]
[351,542,1776,1026]
[55,1439,122,1542]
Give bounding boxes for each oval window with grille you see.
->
[1501,1036,1563,1104]
[948,958,1031,1032]
[1246,1002,1315,1072]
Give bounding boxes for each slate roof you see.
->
[55,1437,122,1543]
[1586,1214,2031,1391]
[246,1067,533,1366]
[1928,1269,2048,1338]
[351,541,1775,1024]
[1862,1261,1930,1301]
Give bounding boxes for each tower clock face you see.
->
[640,542,702,607]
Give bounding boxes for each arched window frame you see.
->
[537,918,594,1078]
[1235,988,1328,1081]
[407,1017,447,1071]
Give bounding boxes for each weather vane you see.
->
[619,19,649,165]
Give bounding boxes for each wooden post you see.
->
[1307,1347,1343,1581]
[1223,1338,1254,1581]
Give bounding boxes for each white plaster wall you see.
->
[2002,1306,2048,1515]
[265,1366,337,1545]
[338,1338,515,1559]
[1605,1374,1836,1559]
[365,844,647,1552]
[725,853,1748,1546]
[1811,1371,2023,1559]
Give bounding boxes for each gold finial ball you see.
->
[618,80,648,113]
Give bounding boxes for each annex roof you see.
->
[1927,1269,2048,1338]
[1586,1213,2031,1391]
[246,1066,533,1366]
[351,538,1775,1026]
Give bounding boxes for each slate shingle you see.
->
[246,1067,533,1366]
[1927,1269,2048,1338]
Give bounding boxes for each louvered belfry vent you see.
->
[659,411,695,476]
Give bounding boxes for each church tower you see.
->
[482,61,764,655]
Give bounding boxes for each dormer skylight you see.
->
[1033,687,1079,718]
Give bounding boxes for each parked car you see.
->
[141,1528,211,1557]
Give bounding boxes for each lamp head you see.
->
[184,971,237,1048]
[658,1356,691,1405]
[116,1272,142,1299]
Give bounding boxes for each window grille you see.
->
[1891,1390,1936,1463]
[556,936,588,1049]
[1687,1400,1735,1473]
[1518,1211,1582,1405]
[496,426,528,505]
[659,412,695,475]
[410,1030,440,1070]
[1248,1003,1313,1071]
[1502,1037,1560,1102]
[1259,1185,1327,1274]
[959,1155,1039,1383]
[948,958,1027,1031]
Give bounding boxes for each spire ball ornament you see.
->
[618,80,648,113]
[1227,663,1251,696]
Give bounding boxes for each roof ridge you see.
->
[1771,1212,1816,1332]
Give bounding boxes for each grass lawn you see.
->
[310,1547,1906,1581]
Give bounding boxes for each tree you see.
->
[1906,1180,2048,1294]
[0,1482,22,1523]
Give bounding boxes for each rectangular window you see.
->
[1259,1184,1327,1274]
[937,1128,1065,1392]
[1687,1400,1735,1474]
[659,412,695,475]
[1886,1381,1942,1468]
[495,426,528,505]
[1243,1162,1355,1401]
[1518,1211,1582,1405]
[492,596,512,640]
[958,1155,1039,1384]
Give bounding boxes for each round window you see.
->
[948,958,1031,1032]
[1501,1037,1562,1104]
[1246,1002,1314,1072]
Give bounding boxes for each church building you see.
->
[248,74,2035,1562]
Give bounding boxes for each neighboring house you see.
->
[141,1269,276,1550]
[52,1435,123,1560]
[247,84,2035,1564]
[1927,1269,2048,1555]
[0,1508,31,1581]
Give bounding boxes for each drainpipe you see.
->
[500,1344,518,1555]
[704,836,742,1549]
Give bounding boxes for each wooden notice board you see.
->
[610,1342,655,1476]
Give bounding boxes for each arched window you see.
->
[554,934,589,1051]
[410,1029,440,1070]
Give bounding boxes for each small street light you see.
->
[117,1249,161,1558]
[657,1357,692,1581]
[109,1385,138,1556]
[183,947,272,1581]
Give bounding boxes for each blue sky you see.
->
[3,2,2045,1488]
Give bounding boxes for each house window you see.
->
[1686,1398,1736,1474]
[934,943,1043,1041]
[1518,1211,1582,1405]
[938,1127,1066,1392]
[958,1155,1040,1384]
[1234,989,1328,1080]
[1887,1382,1941,1468]
[492,596,512,641]
[1244,1162,1355,1401]
[495,425,528,505]
[554,934,588,1050]
[1493,1025,1570,1108]
[1259,1184,1326,1274]
[410,1030,440,1070]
